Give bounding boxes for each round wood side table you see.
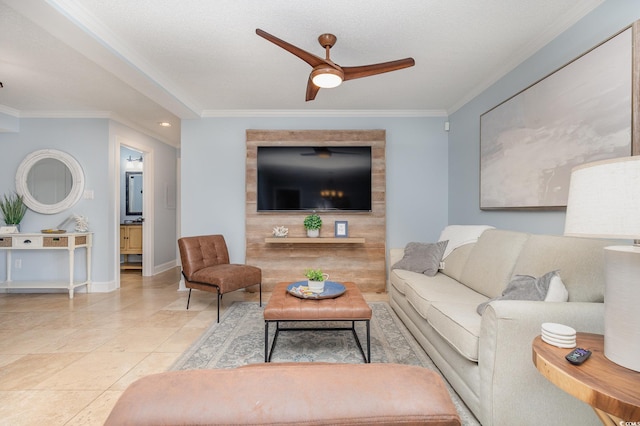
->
[532,332,640,425]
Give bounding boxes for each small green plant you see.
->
[305,268,325,281]
[0,192,27,225]
[303,213,322,230]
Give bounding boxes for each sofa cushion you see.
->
[511,234,612,302]
[427,302,482,362]
[392,241,448,277]
[404,274,489,320]
[476,270,567,315]
[390,269,422,295]
[460,229,530,298]
[440,243,475,282]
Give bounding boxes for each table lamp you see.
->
[564,156,640,372]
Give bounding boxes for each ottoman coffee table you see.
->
[264,281,372,362]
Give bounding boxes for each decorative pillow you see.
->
[392,240,449,277]
[476,270,568,315]
[544,273,569,302]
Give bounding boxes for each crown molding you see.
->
[3,109,177,147]
[201,109,447,118]
[0,104,21,117]
[18,110,112,119]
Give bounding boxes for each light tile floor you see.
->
[0,268,388,425]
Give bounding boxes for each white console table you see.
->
[0,232,92,299]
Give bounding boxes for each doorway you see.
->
[117,141,154,281]
[120,147,143,275]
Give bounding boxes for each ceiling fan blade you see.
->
[256,29,326,68]
[306,76,320,101]
[342,58,415,81]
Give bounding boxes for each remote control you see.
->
[565,348,591,365]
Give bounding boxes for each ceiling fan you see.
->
[256,29,415,101]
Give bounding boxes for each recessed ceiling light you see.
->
[158,121,172,127]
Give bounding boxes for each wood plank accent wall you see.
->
[246,130,386,293]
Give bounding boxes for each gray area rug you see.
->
[171,301,479,426]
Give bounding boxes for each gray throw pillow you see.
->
[392,240,448,277]
[477,270,562,315]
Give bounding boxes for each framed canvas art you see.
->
[480,27,633,210]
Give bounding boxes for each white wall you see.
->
[181,115,449,261]
[447,0,640,234]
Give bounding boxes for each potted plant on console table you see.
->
[303,213,322,237]
[0,192,27,233]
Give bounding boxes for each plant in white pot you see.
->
[0,192,27,232]
[305,268,329,294]
[303,213,322,237]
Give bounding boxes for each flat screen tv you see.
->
[257,146,372,212]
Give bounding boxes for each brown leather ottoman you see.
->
[264,281,373,362]
[105,363,462,426]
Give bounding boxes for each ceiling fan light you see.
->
[311,67,343,88]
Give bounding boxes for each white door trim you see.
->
[116,137,155,278]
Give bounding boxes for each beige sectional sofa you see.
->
[389,227,612,426]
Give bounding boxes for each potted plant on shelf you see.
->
[303,213,322,237]
[0,192,27,232]
[305,268,329,294]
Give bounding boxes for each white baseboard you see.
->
[1,280,117,295]
[178,277,187,291]
[154,259,177,275]
[2,288,75,295]
[90,280,118,293]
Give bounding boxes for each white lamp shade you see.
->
[565,155,640,372]
[564,156,640,239]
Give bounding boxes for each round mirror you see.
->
[16,149,85,214]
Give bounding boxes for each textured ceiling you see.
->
[0,0,604,146]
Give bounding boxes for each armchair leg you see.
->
[186,289,192,310]
[259,282,262,307]
[217,289,221,323]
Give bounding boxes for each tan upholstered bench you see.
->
[105,363,461,426]
[264,281,372,362]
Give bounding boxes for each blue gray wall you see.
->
[448,0,640,234]
[0,117,178,287]
[181,116,449,261]
[0,118,111,282]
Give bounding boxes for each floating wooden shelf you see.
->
[264,237,365,244]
